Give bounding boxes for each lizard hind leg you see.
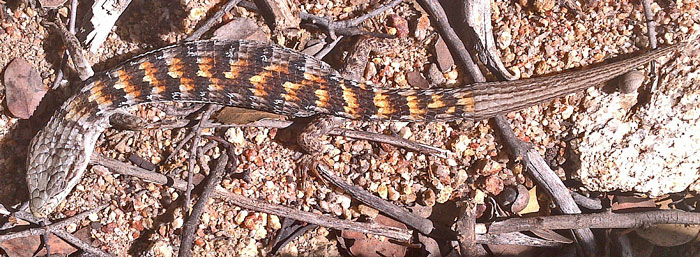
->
[296,115,343,184]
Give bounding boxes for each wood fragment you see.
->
[80,0,132,53]
[476,232,565,247]
[0,205,107,245]
[178,154,230,257]
[457,0,515,80]
[485,210,700,233]
[315,163,455,238]
[455,202,479,256]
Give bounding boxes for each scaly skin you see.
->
[26,39,678,217]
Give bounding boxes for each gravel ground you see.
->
[0,0,698,256]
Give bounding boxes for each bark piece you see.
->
[80,0,133,52]
[458,0,516,80]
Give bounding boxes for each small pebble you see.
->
[534,0,555,13]
[618,70,644,94]
[389,14,409,38]
[483,175,504,195]
[434,37,454,71]
[406,71,430,89]
[358,204,379,218]
[426,63,445,85]
[421,189,436,207]
[413,14,430,41]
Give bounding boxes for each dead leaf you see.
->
[655,197,674,210]
[214,107,285,125]
[530,229,574,244]
[628,232,655,257]
[509,184,530,213]
[612,195,656,211]
[518,186,540,215]
[0,227,91,257]
[486,244,544,257]
[3,58,47,119]
[212,18,270,42]
[339,214,408,257]
[635,224,700,247]
[39,0,68,8]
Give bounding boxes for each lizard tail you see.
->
[468,44,679,120]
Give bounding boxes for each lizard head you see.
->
[26,113,106,218]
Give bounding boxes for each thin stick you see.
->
[299,0,403,30]
[485,210,700,234]
[50,0,79,89]
[53,229,112,257]
[316,162,454,238]
[570,191,602,210]
[178,154,230,257]
[0,205,107,242]
[298,0,402,38]
[184,105,216,212]
[476,232,565,247]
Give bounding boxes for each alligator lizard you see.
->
[26,39,678,217]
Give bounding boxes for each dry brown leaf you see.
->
[213,18,270,42]
[215,107,285,125]
[38,0,68,8]
[509,184,530,213]
[486,244,544,257]
[612,195,656,211]
[518,186,540,215]
[635,224,700,247]
[0,227,91,257]
[339,214,408,257]
[530,229,574,244]
[3,58,47,119]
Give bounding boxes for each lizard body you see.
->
[26,39,677,217]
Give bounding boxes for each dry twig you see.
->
[0,205,110,257]
[315,163,454,238]
[485,210,700,234]
[178,154,231,257]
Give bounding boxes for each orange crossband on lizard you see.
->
[26,39,679,217]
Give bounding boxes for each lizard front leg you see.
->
[296,115,343,183]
